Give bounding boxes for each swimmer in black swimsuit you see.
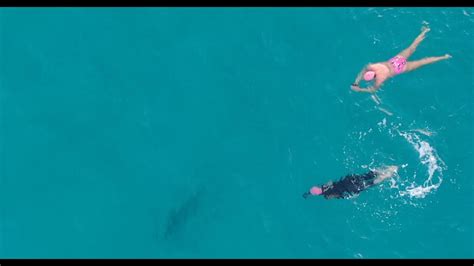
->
[303,165,398,200]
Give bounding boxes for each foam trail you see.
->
[397,130,445,198]
[377,107,393,116]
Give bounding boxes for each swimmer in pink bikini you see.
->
[351,26,452,93]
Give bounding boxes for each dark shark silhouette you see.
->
[162,188,204,240]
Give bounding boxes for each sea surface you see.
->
[0,7,472,258]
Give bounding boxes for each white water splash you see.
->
[377,107,393,116]
[377,117,387,129]
[345,116,446,207]
[396,130,445,199]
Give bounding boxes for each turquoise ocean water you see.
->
[0,7,472,258]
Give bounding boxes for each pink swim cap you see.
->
[363,71,376,81]
[310,186,323,195]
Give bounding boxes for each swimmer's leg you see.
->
[405,54,451,73]
[372,165,399,185]
[397,26,430,59]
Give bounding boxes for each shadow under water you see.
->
[162,187,204,240]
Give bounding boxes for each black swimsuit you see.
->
[322,171,377,199]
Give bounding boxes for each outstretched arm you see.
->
[351,83,381,93]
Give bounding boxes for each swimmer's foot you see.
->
[373,165,398,184]
[414,26,430,44]
[421,25,431,35]
[443,54,452,59]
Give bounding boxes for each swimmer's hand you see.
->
[351,84,361,91]
[302,192,311,199]
[351,84,371,92]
